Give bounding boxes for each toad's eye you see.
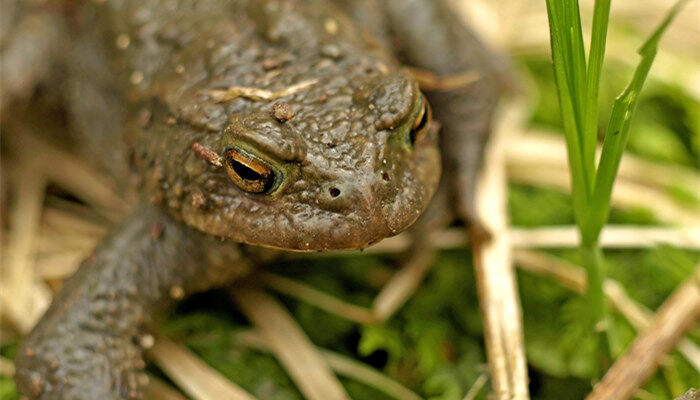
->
[225,148,276,194]
[408,95,432,145]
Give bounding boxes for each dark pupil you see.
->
[232,159,265,181]
[229,158,276,193]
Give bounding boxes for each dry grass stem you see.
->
[236,330,424,400]
[231,287,350,400]
[371,244,435,322]
[0,162,52,333]
[369,230,466,253]
[287,232,439,257]
[506,132,700,193]
[4,131,130,219]
[318,350,423,400]
[405,66,482,91]
[202,79,318,102]
[586,265,700,400]
[143,375,188,400]
[507,162,700,226]
[31,202,112,280]
[471,102,529,400]
[37,232,100,254]
[513,250,700,372]
[260,272,379,324]
[505,133,700,226]
[676,341,700,374]
[509,226,700,250]
[462,372,488,400]
[368,225,698,255]
[35,251,90,280]
[149,338,258,400]
[42,205,111,237]
[264,244,436,325]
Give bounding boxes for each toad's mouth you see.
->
[181,199,421,252]
[264,200,423,252]
[223,197,428,252]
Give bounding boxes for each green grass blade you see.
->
[545,0,589,225]
[582,0,612,192]
[566,0,594,195]
[583,0,689,243]
[561,0,586,117]
[550,0,577,114]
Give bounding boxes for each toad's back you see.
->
[102,0,403,140]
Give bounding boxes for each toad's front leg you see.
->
[14,203,248,400]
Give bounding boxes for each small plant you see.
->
[544,0,689,373]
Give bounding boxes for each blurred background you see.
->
[1,0,698,399]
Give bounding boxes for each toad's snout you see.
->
[314,177,421,248]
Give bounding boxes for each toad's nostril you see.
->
[318,182,353,211]
[319,182,374,213]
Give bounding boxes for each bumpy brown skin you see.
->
[12,0,501,398]
[14,203,249,399]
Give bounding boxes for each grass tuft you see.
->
[544,0,689,376]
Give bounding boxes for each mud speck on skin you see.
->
[270,100,295,123]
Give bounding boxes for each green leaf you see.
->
[0,378,20,400]
[583,0,690,243]
[582,0,612,192]
[545,0,590,225]
[358,325,404,361]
